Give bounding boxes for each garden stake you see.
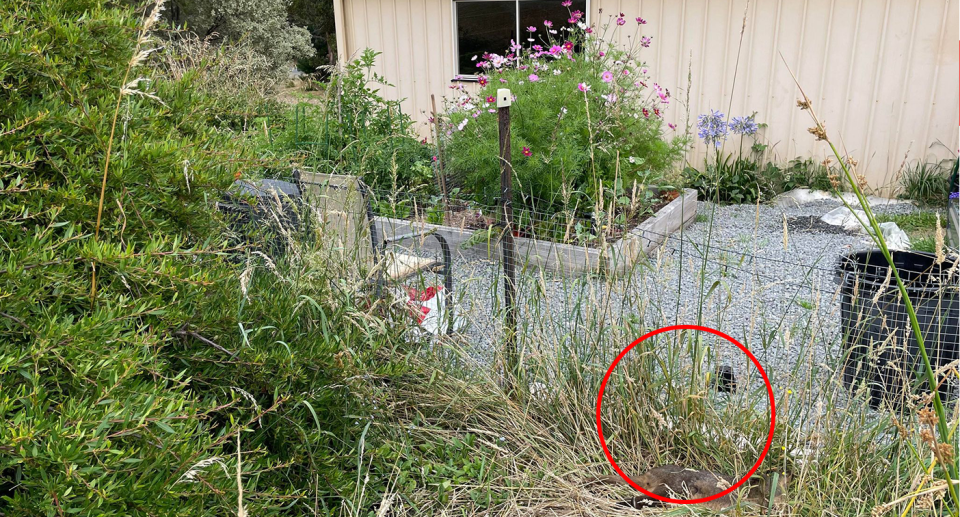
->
[497,88,518,396]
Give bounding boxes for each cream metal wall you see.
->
[333,0,959,192]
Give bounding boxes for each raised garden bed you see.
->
[375,188,697,276]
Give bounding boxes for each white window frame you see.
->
[451,0,590,81]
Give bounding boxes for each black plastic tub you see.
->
[836,250,959,407]
[216,178,303,257]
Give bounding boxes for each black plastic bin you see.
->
[836,250,959,407]
[216,178,303,257]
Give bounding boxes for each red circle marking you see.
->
[595,324,776,505]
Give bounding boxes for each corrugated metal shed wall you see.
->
[335,0,959,192]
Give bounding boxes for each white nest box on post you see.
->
[497,89,512,108]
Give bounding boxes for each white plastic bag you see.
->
[400,284,448,335]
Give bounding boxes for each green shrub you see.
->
[163,0,315,72]
[0,2,398,513]
[683,155,762,204]
[442,14,686,214]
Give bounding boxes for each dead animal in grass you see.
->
[595,464,789,511]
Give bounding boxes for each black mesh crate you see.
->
[836,249,959,407]
[216,178,303,257]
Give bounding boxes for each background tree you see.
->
[164,0,315,72]
[288,0,337,74]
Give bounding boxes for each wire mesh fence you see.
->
[218,172,960,413]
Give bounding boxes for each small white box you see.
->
[496,89,512,108]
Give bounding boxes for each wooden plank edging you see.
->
[374,188,698,276]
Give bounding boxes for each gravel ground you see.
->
[435,196,940,397]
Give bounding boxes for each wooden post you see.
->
[497,89,518,393]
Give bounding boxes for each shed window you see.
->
[454,0,588,77]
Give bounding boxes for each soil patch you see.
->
[786,215,858,235]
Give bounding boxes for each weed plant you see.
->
[274,49,436,192]
[900,161,953,207]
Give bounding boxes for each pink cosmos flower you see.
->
[533,44,543,51]
[572,10,583,19]
[577,83,590,92]
[486,95,496,103]
[499,78,508,83]
[527,26,537,32]
[544,20,553,28]
[568,17,577,23]
[563,41,574,51]
[522,146,532,157]
[616,17,625,25]
[585,27,593,33]
[598,51,605,57]
[432,155,438,162]
[668,123,677,130]
[488,109,497,113]
[561,0,572,6]
[622,69,630,75]
[549,45,563,55]
[528,73,540,82]
[642,108,650,118]
[654,108,661,117]
[601,70,614,83]
[478,76,488,86]
[640,36,652,47]
[636,17,647,24]
[654,83,669,101]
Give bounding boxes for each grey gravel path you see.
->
[440,197,932,396]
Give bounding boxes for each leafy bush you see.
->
[0,2,400,513]
[164,0,315,71]
[685,110,765,204]
[279,49,437,192]
[442,12,686,214]
[684,156,762,204]
[684,110,859,203]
